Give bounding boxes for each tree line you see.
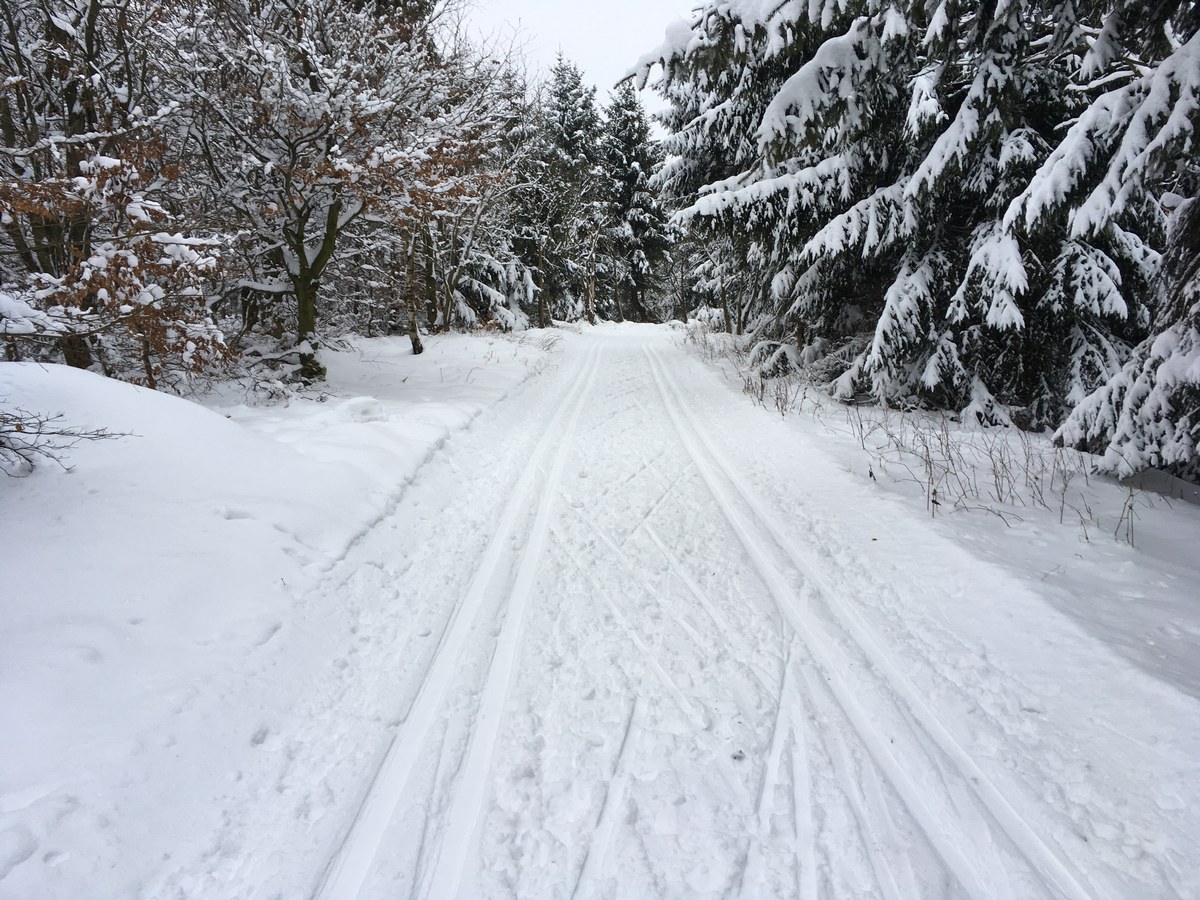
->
[4,0,1197,484]
[639,0,1199,482]
[0,0,674,387]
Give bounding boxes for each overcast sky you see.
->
[466,0,695,111]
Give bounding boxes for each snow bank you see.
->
[687,331,1200,701]
[0,332,552,896]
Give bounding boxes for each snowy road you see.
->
[142,326,1197,900]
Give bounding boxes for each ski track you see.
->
[313,345,603,899]
[552,523,711,733]
[203,327,1193,900]
[569,697,640,900]
[789,697,820,900]
[644,343,1100,900]
[419,344,603,899]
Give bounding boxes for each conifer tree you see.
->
[512,55,604,325]
[1049,2,1200,479]
[637,0,1194,449]
[600,83,673,322]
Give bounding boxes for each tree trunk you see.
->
[440,282,455,334]
[720,282,731,334]
[294,278,325,381]
[140,336,157,389]
[677,265,688,323]
[406,238,423,354]
[407,295,424,354]
[61,335,94,369]
[288,200,344,382]
[584,234,598,326]
[586,249,597,326]
[296,278,318,343]
[435,225,455,333]
[423,231,438,328]
[227,292,260,355]
[535,252,548,329]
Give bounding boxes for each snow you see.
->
[905,50,1009,200]
[1008,30,1200,240]
[962,223,1029,331]
[0,332,553,896]
[629,19,700,89]
[1071,32,1200,238]
[3,324,1199,898]
[1060,312,1200,481]
[905,66,947,137]
[0,291,68,336]
[757,18,871,146]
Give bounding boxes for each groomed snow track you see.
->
[278,327,1183,899]
[8,326,1197,900]
[643,345,1099,900]
[315,345,604,899]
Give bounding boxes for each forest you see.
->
[2,0,1198,482]
[3,3,1199,896]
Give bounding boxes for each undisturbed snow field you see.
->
[2,324,1198,899]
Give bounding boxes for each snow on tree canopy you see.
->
[638,0,1197,464]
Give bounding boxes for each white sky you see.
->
[466,0,696,112]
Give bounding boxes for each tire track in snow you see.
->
[312,344,603,900]
[644,344,1100,900]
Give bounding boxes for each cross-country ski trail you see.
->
[140,325,1200,899]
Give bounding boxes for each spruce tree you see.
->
[1049,5,1200,479]
[637,1,1191,443]
[599,83,673,322]
[511,55,604,325]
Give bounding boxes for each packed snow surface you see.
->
[2,325,1198,899]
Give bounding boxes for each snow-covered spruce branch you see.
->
[636,0,1198,475]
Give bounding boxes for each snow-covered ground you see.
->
[2,324,1198,899]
